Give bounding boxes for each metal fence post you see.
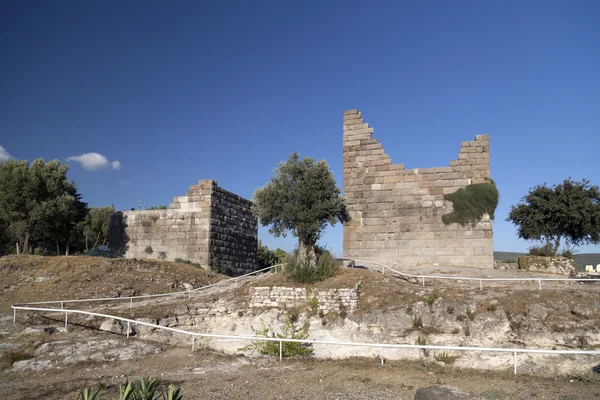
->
[192,336,195,352]
[279,340,283,362]
[127,321,130,338]
[130,298,133,309]
[61,302,64,310]
[538,280,542,290]
[64,312,68,331]
[480,280,483,291]
[380,346,384,365]
[13,308,16,323]
[422,277,425,287]
[514,351,517,375]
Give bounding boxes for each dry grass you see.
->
[0,255,226,312]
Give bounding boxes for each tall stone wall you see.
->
[343,109,493,268]
[109,180,257,275]
[209,185,258,273]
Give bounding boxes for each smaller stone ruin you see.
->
[109,180,258,275]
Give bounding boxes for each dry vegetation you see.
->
[0,255,225,312]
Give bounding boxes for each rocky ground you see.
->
[1,255,599,399]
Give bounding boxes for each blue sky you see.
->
[1,1,599,256]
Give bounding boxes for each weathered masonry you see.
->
[109,180,258,275]
[343,109,493,268]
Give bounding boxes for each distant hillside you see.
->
[494,251,600,269]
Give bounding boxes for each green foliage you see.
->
[412,315,423,328]
[211,257,234,276]
[416,335,427,346]
[434,351,458,364]
[0,158,88,255]
[499,257,518,263]
[309,296,319,315]
[561,250,575,260]
[174,258,201,268]
[144,246,153,255]
[507,178,600,256]
[284,250,337,283]
[424,292,440,305]
[77,377,183,400]
[148,205,167,210]
[442,180,499,226]
[256,240,280,269]
[239,318,312,358]
[83,206,115,250]
[528,244,554,257]
[252,152,350,252]
[157,251,168,260]
[406,305,413,315]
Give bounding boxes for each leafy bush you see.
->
[157,251,168,260]
[257,241,279,269]
[77,377,183,399]
[212,257,234,276]
[174,258,201,268]
[144,246,153,255]
[499,257,518,263]
[239,319,312,358]
[528,245,554,257]
[416,335,427,346]
[442,180,499,226]
[284,250,337,284]
[561,249,576,260]
[148,205,167,210]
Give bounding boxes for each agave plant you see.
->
[78,387,101,400]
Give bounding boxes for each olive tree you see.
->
[252,152,349,260]
[507,178,600,255]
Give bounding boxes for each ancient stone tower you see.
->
[109,180,258,275]
[343,109,493,268]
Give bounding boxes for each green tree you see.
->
[507,178,600,256]
[0,159,88,254]
[256,240,279,269]
[252,152,350,259]
[83,206,115,250]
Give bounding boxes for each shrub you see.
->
[144,246,153,255]
[412,315,423,328]
[239,319,312,358]
[416,335,427,346]
[1,349,33,370]
[87,248,109,257]
[434,351,458,364]
[499,257,518,263]
[157,251,168,260]
[424,292,440,305]
[308,296,319,316]
[528,244,554,257]
[561,249,575,260]
[174,258,201,268]
[284,250,337,284]
[212,257,234,276]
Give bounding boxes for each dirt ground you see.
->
[1,334,598,400]
[1,256,599,399]
[0,255,224,312]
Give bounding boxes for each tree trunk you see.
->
[23,232,30,254]
[553,235,562,256]
[56,241,60,256]
[85,234,88,252]
[298,240,316,266]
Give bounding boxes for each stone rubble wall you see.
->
[342,109,494,268]
[108,180,257,274]
[517,256,577,277]
[493,261,518,270]
[249,281,361,314]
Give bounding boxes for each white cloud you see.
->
[0,145,13,162]
[66,152,121,171]
[119,179,131,185]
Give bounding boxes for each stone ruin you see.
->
[108,180,258,275]
[342,109,494,268]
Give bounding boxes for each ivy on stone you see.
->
[441,180,499,227]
